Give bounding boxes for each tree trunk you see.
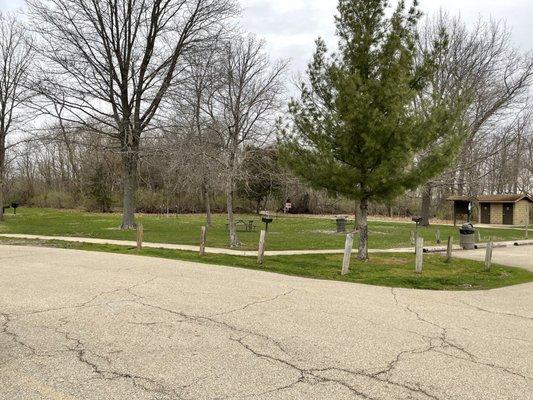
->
[420,183,432,227]
[226,177,239,247]
[513,134,521,193]
[0,143,5,222]
[0,172,4,222]
[354,200,361,230]
[120,150,138,230]
[226,140,240,247]
[202,181,212,227]
[357,198,369,261]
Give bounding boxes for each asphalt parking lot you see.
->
[1,245,532,399]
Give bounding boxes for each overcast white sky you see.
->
[2,0,531,75]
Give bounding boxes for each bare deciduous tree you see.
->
[28,0,237,228]
[0,12,34,221]
[417,13,533,225]
[206,35,286,247]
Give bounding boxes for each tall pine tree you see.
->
[282,0,466,260]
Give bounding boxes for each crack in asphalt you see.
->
[229,336,447,400]
[55,325,187,400]
[0,312,37,357]
[127,294,447,400]
[132,298,291,357]
[1,275,530,399]
[230,336,378,400]
[454,299,532,321]
[208,289,296,318]
[388,289,532,382]
[20,277,158,317]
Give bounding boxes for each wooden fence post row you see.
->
[341,233,354,276]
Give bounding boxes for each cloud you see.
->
[240,0,336,35]
[239,0,337,73]
[0,0,24,11]
[239,0,532,77]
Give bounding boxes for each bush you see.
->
[29,191,76,209]
[85,164,114,212]
[135,188,168,213]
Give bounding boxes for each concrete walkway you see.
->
[453,245,533,272]
[0,245,532,400]
[2,233,532,257]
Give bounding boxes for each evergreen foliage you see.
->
[281,0,467,259]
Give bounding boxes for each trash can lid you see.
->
[459,222,475,234]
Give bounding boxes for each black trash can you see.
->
[336,217,347,233]
[459,223,476,250]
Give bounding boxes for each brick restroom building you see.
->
[447,194,532,226]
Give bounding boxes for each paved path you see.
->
[453,245,533,272]
[2,233,532,257]
[0,233,417,256]
[0,245,532,400]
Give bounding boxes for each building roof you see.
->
[447,194,533,203]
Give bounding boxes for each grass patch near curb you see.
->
[1,237,532,291]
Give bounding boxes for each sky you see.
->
[239,0,533,75]
[2,0,532,76]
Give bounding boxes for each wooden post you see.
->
[445,236,453,263]
[257,230,267,265]
[410,231,415,245]
[485,241,493,271]
[435,229,441,244]
[136,224,144,250]
[341,233,354,276]
[476,230,481,243]
[199,226,207,256]
[415,237,424,274]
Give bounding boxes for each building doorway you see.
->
[503,203,514,225]
[480,203,490,224]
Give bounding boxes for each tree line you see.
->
[0,0,532,256]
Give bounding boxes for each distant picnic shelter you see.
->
[447,194,533,226]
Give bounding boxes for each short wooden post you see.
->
[435,229,441,244]
[410,231,415,245]
[136,224,144,250]
[199,226,207,256]
[485,241,493,271]
[445,236,453,263]
[415,237,424,274]
[257,230,267,265]
[341,233,354,276]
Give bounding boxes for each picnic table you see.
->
[226,219,257,232]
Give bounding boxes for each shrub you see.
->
[29,191,76,209]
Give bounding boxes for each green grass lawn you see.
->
[0,207,528,251]
[1,236,531,290]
